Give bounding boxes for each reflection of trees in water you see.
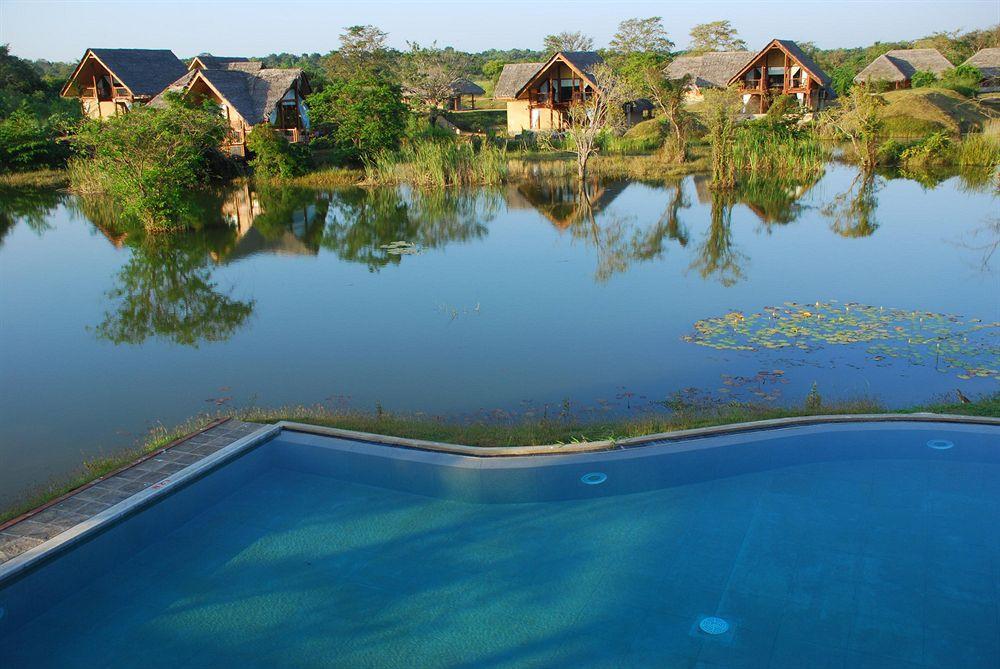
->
[319,187,493,271]
[954,216,999,274]
[568,180,688,282]
[0,188,63,246]
[690,190,746,287]
[94,235,254,347]
[823,171,880,238]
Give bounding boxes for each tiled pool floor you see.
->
[5,457,1000,668]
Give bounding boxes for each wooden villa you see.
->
[727,39,833,113]
[494,52,649,135]
[151,62,311,157]
[665,51,753,101]
[854,49,952,89]
[60,48,187,118]
[963,48,1000,92]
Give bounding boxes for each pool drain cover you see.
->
[580,472,607,485]
[699,617,730,635]
[926,439,954,450]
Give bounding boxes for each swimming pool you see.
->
[1,420,998,668]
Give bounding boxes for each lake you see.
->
[1,162,997,505]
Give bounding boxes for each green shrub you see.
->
[910,71,937,88]
[246,125,311,178]
[938,64,982,97]
[0,107,70,171]
[70,99,228,230]
[898,131,954,166]
[307,73,408,163]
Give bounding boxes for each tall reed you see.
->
[363,139,508,187]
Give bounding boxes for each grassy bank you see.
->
[3,392,997,523]
[0,168,69,188]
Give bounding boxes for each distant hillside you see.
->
[880,88,997,136]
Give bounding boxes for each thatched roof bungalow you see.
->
[854,49,952,89]
[665,51,753,101]
[495,52,649,135]
[447,78,485,110]
[61,48,187,119]
[728,39,833,113]
[151,63,311,157]
[962,48,1000,92]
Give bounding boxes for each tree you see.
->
[830,64,857,96]
[325,25,393,78]
[0,44,44,94]
[0,107,70,171]
[307,73,408,162]
[482,59,506,82]
[688,21,747,53]
[609,17,674,55]
[71,97,228,229]
[701,87,744,188]
[400,42,470,111]
[822,86,886,172]
[543,32,594,54]
[560,63,635,180]
[621,52,692,162]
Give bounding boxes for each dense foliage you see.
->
[308,74,408,162]
[245,125,311,178]
[70,99,228,229]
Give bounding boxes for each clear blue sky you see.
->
[2,0,998,62]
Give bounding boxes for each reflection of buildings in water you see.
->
[507,179,627,229]
[211,183,322,263]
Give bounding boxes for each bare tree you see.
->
[610,17,674,55]
[822,86,887,172]
[688,21,747,53]
[560,64,635,181]
[543,32,594,54]
[624,54,693,162]
[401,42,470,111]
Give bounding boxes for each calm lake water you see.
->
[1,162,998,505]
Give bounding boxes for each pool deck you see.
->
[0,419,266,566]
[1,413,997,576]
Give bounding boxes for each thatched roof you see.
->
[666,51,753,88]
[494,62,543,99]
[450,78,485,96]
[855,49,952,83]
[190,54,251,70]
[201,68,306,123]
[147,70,197,107]
[963,48,1000,79]
[225,61,264,73]
[64,48,187,98]
[152,67,306,123]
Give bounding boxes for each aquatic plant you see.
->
[683,301,1000,381]
[363,138,508,187]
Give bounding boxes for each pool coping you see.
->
[1,411,996,586]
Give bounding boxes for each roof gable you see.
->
[514,51,605,99]
[62,48,187,98]
[189,54,251,70]
[188,67,306,124]
[728,39,831,88]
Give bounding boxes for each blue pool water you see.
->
[1,422,998,668]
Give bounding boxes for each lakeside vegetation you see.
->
[2,21,999,230]
[3,391,997,524]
